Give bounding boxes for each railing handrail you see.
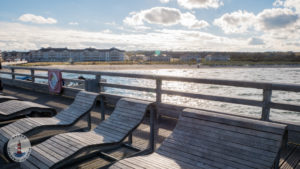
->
[2,66,300,92]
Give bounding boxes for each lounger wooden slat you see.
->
[0,91,99,155]
[20,98,153,169]
[0,95,18,103]
[180,116,282,141]
[175,123,279,152]
[167,132,275,164]
[110,108,287,169]
[177,120,280,147]
[184,108,286,134]
[0,100,56,121]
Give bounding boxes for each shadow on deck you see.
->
[1,86,300,169]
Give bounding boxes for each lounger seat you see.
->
[20,98,153,169]
[0,95,18,103]
[110,108,287,169]
[0,100,56,121]
[0,91,99,155]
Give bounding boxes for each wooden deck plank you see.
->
[281,146,300,169]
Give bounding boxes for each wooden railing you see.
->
[1,66,300,120]
[1,66,300,143]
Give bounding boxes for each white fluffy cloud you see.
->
[214,8,299,33]
[177,0,223,9]
[181,12,209,29]
[18,14,57,24]
[124,7,209,29]
[257,8,299,30]
[213,10,256,34]
[274,0,300,13]
[248,37,265,45]
[160,0,170,3]
[69,22,79,25]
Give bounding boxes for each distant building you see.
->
[205,54,230,62]
[26,47,125,62]
[129,54,147,62]
[1,51,28,61]
[180,55,202,62]
[147,54,171,62]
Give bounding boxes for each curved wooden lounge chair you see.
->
[0,100,56,121]
[0,95,18,103]
[0,91,99,156]
[20,98,153,169]
[110,108,287,169]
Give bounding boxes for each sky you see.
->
[0,0,300,52]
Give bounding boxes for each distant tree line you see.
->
[229,52,300,62]
[126,51,300,62]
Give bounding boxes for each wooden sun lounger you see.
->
[20,98,153,169]
[0,100,56,121]
[0,91,99,156]
[110,108,287,169]
[0,95,18,103]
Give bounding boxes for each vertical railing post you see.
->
[261,86,272,121]
[156,79,162,103]
[100,95,105,121]
[30,69,35,83]
[11,68,15,80]
[95,74,101,93]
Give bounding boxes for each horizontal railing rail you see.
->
[1,65,300,122]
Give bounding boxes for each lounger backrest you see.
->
[93,98,151,142]
[55,91,99,122]
[156,108,287,169]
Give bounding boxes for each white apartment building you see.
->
[26,47,125,62]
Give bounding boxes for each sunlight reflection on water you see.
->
[104,68,300,123]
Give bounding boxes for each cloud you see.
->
[181,12,209,29]
[274,0,300,13]
[124,7,209,29]
[177,0,223,9]
[0,21,257,52]
[144,7,181,25]
[273,0,284,6]
[102,29,112,33]
[214,8,299,34]
[18,14,57,24]
[214,10,256,34]
[257,8,299,30]
[160,0,170,3]
[248,37,265,45]
[69,22,79,25]
[1,21,300,52]
[284,0,300,13]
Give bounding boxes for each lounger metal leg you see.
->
[149,106,157,153]
[128,133,133,145]
[87,111,91,131]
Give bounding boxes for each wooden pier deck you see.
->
[1,86,300,169]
